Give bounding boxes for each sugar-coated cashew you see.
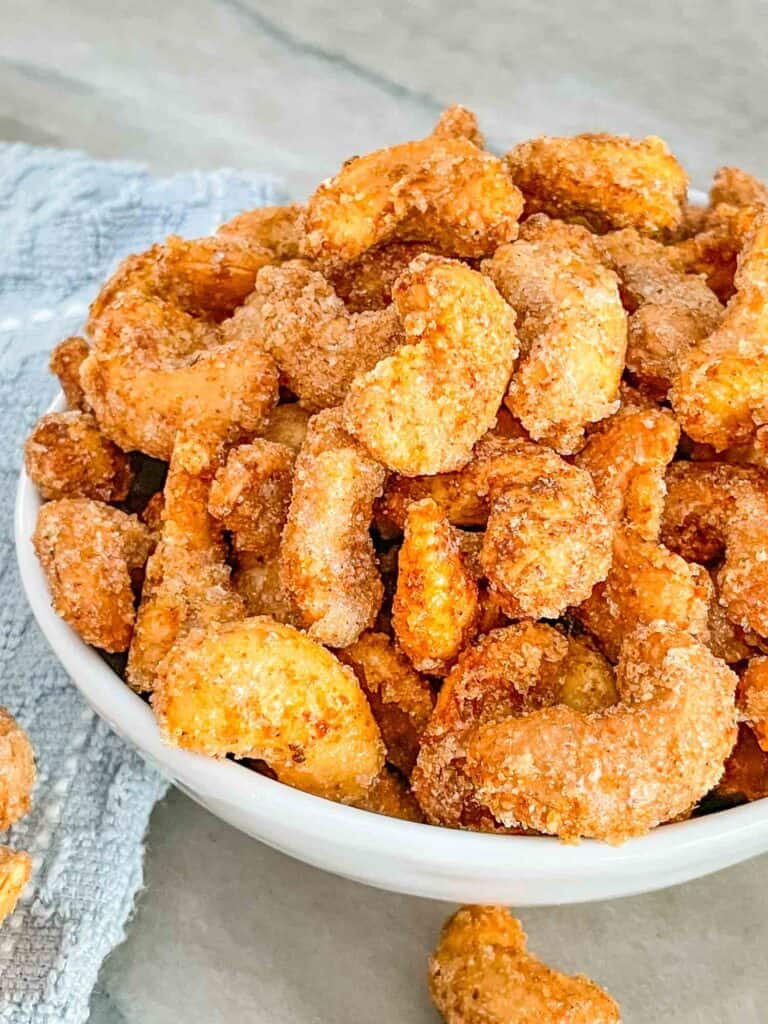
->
[0,848,32,927]
[598,229,722,398]
[429,906,621,1024]
[127,434,244,691]
[575,406,680,540]
[246,260,403,410]
[392,498,479,675]
[661,461,768,638]
[216,203,304,259]
[739,657,768,752]
[208,439,295,558]
[671,212,768,450]
[483,216,627,452]
[34,499,153,652]
[478,441,612,620]
[339,631,434,776]
[412,623,617,830]
[467,624,737,842]
[152,616,385,803]
[0,708,36,832]
[50,336,89,410]
[82,235,279,467]
[575,525,711,662]
[343,254,518,475]
[303,109,522,262]
[25,411,133,502]
[281,408,386,647]
[506,132,688,236]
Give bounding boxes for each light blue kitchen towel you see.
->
[0,143,285,1023]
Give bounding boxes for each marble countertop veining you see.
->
[3,2,768,1021]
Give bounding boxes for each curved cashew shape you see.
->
[82,235,278,466]
[152,616,385,803]
[467,624,737,843]
[661,460,768,638]
[483,216,627,453]
[671,212,768,450]
[506,132,688,236]
[280,408,386,647]
[303,110,522,261]
[430,906,621,1024]
[343,254,518,475]
[34,498,153,653]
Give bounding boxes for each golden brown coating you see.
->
[338,631,434,776]
[483,217,627,452]
[671,212,768,450]
[343,255,518,475]
[598,228,722,398]
[738,657,768,751]
[303,110,522,262]
[710,166,768,210]
[82,235,279,467]
[247,260,403,410]
[412,623,617,830]
[24,411,133,502]
[0,848,32,927]
[431,104,486,148]
[713,723,768,804]
[392,499,479,675]
[280,408,386,648]
[127,436,244,691]
[233,551,303,627]
[49,335,89,410]
[34,498,153,652]
[326,241,437,313]
[208,439,294,558]
[216,202,304,259]
[661,461,768,638]
[467,625,737,843]
[672,201,760,303]
[479,442,612,620]
[429,906,621,1024]
[152,616,385,802]
[261,402,311,452]
[0,708,36,832]
[575,525,711,663]
[575,406,680,540]
[506,132,688,237]
[352,767,425,822]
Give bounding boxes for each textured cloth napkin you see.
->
[0,143,284,1023]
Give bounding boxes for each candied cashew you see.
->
[0,708,36,832]
[671,212,768,450]
[303,109,522,261]
[506,132,688,236]
[467,625,737,842]
[339,631,434,776]
[25,410,133,502]
[343,255,518,475]
[34,499,153,653]
[429,906,621,1024]
[483,216,627,452]
[392,498,479,675]
[246,260,403,410]
[153,617,384,803]
[281,408,386,647]
[661,461,768,638]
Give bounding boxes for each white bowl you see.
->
[15,393,768,906]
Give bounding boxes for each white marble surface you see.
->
[3,1,768,1020]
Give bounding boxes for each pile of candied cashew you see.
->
[19,104,768,1018]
